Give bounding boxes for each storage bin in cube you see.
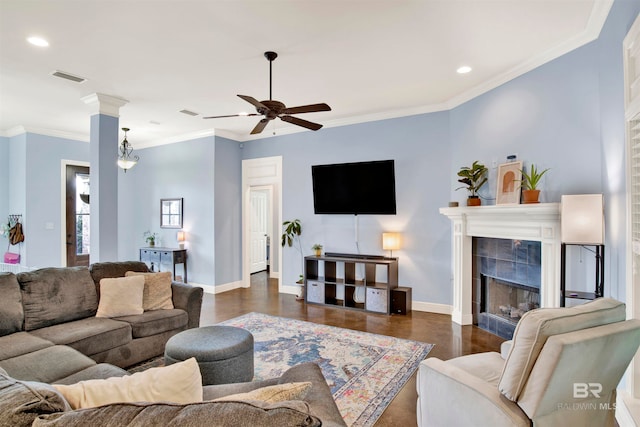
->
[366,288,387,313]
[307,281,325,304]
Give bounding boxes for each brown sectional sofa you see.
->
[0,261,348,426]
[0,261,203,383]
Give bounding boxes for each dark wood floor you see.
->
[199,272,504,426]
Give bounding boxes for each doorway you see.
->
[65,165,90,267]
[250,186,272,274]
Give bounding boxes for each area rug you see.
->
[219,312,434,427]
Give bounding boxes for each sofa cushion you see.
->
[0,272,23,336]
[125,271,174,310]
[499,297,626,401]
[29,317,132,356]
[53,357,202,409]
[215,381,312,403]
[0,332,53,361]
[96,276,145,318]
[89,261,149,296]
[18,267,98,330]
[115,309,188,338]
[33,400,322,427]
[0,345,96,384]
[0,369,70,427]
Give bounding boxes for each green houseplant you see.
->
[312,244,323,257]
[520,164,550,204]
[456,161,489,206]
[144,231,158,247]
[281,219,305,300]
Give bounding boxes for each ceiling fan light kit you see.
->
[204,51,331,135]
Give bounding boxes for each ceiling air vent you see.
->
[51,70,86,83]
[179,109,199,117]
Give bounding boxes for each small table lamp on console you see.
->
[382,232,401,258]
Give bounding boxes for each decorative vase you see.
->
[149,241,155,247]
[522,189,541,204]
[467,196,481,206]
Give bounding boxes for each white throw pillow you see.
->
[53,357,203,409]
[96,276,145,318]
[125,271,174,311]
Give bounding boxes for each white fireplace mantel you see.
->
[440,203,561,325]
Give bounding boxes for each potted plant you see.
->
[144,231,158,247]
[520,164,550,204]
[312,244,323,257]
[281,219,305,300]
[456,161,488,206]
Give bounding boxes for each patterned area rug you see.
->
[220,312,434,426]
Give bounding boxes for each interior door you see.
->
[66,165,90,267]
[250,189,269,274]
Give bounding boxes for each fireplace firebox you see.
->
[473,237,542,339]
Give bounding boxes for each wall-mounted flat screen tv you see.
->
[312,160,397,215]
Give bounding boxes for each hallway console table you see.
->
[139,247,188,283]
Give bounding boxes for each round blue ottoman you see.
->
[164,326,254,385]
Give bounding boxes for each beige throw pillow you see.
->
[125,271,174,310]
[53,357,203,409]
[96,276,145,318]
[214,382,312,403]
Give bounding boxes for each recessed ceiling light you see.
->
[457,66,472,74]
[27,36,49,47]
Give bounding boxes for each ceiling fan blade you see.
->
[250,118,270,135]
[238,95,267,110]
[203,113,260,119]
[280,115,323,131]
[282,103,331,115]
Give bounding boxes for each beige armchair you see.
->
[417,298,640,427]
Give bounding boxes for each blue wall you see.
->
[118,136,218,285]
[214,136,242,285]
[449,0,640,299]
[4,133,88,268]
[242,112,453,305]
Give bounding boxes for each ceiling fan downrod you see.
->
[264,51,277,101]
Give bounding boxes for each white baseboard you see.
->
[412,301,453,315]
[193,281,244,295]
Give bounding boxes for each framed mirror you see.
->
[160,198,183,228]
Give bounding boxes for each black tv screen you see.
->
[312,160,397,215]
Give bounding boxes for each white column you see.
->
[81,93,128,263]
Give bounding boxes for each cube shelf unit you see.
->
[304,254,400,314]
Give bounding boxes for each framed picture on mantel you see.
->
[496,161,523,205]
[161,198,183,228]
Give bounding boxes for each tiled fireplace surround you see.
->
[440,203,561,326]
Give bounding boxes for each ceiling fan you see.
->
[204,51,331,135]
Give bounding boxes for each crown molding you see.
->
[135,128,218,149]
[1,125,90,142]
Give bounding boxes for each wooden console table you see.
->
[139,247,187,283]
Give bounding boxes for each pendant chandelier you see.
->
[117,127,139,172]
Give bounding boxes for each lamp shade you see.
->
[560,194,604,244]
[177,231,186,242]
[382,232,401,251]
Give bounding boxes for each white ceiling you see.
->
[0,0,611,146]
